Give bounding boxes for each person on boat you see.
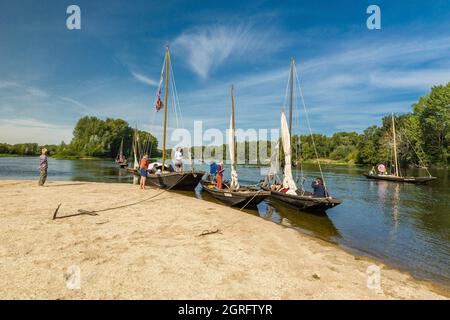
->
[139,154,149,190]
[390,163,396,175]
[216,161,224,189]
[168,163,175,173]
[148,163,157,174]
[369,166,376,175]
[311,177,328,198]
[377,163,386,175]
[38,148,48,186]
[209,161,217,181]
[271,184,282,192]
[174,147,183,172]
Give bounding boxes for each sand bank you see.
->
[0,180,447,299]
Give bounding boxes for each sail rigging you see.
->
[229,83,239,190]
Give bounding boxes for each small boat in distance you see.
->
[145,47,204,190]
[115,137,128,168]
[364,113,437,184]
[261,57,342,212]
[201,83,269,208]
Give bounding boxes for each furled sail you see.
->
[229,112,239,190]
[281,110,297,194]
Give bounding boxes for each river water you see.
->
[1,156,449,288]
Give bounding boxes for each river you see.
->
[1,156,448,288]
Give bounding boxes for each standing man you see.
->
[174,147,183,172]
[38,148,48,186]
[209,161,217,181]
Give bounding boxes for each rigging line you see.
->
[398,125,432,176]
[169,58,184,130]
[293,62,328,195]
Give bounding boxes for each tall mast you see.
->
[231,83,236,165]
[289,56,294,136]
[392,113,399,177]
[161,47,170,171]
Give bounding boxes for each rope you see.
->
[293,62,329,196]
[239,189,263,211]
[53,173,190,218]
[399,126,432,177]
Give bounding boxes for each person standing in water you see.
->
[38,148,48,186]
[139,154,149,190]
[209,161,217,181]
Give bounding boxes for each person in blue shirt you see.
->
[311,177,328,198]
[209,161,217,181]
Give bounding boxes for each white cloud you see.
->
[131,71,159,86]
[173,24,283,78]
[0,118,72,144]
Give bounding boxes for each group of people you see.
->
[138,147,184,189]
[267,177,328,198]
[369,163,396,176]
[208,161,225,189]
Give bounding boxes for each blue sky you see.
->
[0,0,449,144]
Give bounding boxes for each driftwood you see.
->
[197,228,222,237]
[52,203,62,220]
[52,205,99,220]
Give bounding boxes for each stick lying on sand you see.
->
[52,204,99,220]
[197,228,222,237]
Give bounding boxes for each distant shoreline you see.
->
[1,155,448,169]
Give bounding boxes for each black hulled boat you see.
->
[200,83,269,207]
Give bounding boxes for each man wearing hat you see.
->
[39,148,48,186]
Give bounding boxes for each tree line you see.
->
[189,83,449,167]
[0,116,160,159]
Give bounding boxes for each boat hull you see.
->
[363,174,437,184]
[262,187,342,212]
[202,182,269,207]
[146,171,205,190]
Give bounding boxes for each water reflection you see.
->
[264,199,342,242]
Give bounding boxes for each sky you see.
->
[0,0,449,145]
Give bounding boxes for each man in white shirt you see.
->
[174,147,183,172]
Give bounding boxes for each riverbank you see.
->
[0,180,447,299]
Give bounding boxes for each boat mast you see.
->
[392,113,399,177]
[231,83,236,164]
[119,138,124,158]
[161,47,170,171]
[289,57,294,136]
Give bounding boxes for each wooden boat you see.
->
[202,181,269,207]
[115,138,128,168]
[262,186,342,211]
[200,83,269,207]
[363,113,436,184]
[363,173,437,184]
[261,57,342,212]
[145,47,204,190]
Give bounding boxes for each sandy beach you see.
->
[0,180,447,299]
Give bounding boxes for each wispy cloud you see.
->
[173,23,284,78]
[131,71,159,86]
